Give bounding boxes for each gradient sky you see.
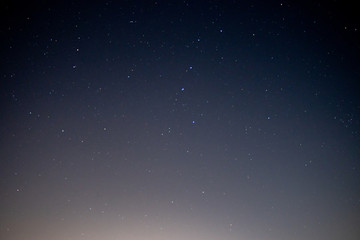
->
[1,1,360,240]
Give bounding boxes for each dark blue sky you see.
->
[1,1,359,240]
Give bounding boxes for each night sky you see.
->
[1,1,360,240]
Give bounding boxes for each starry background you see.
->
[1,1,360,240]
